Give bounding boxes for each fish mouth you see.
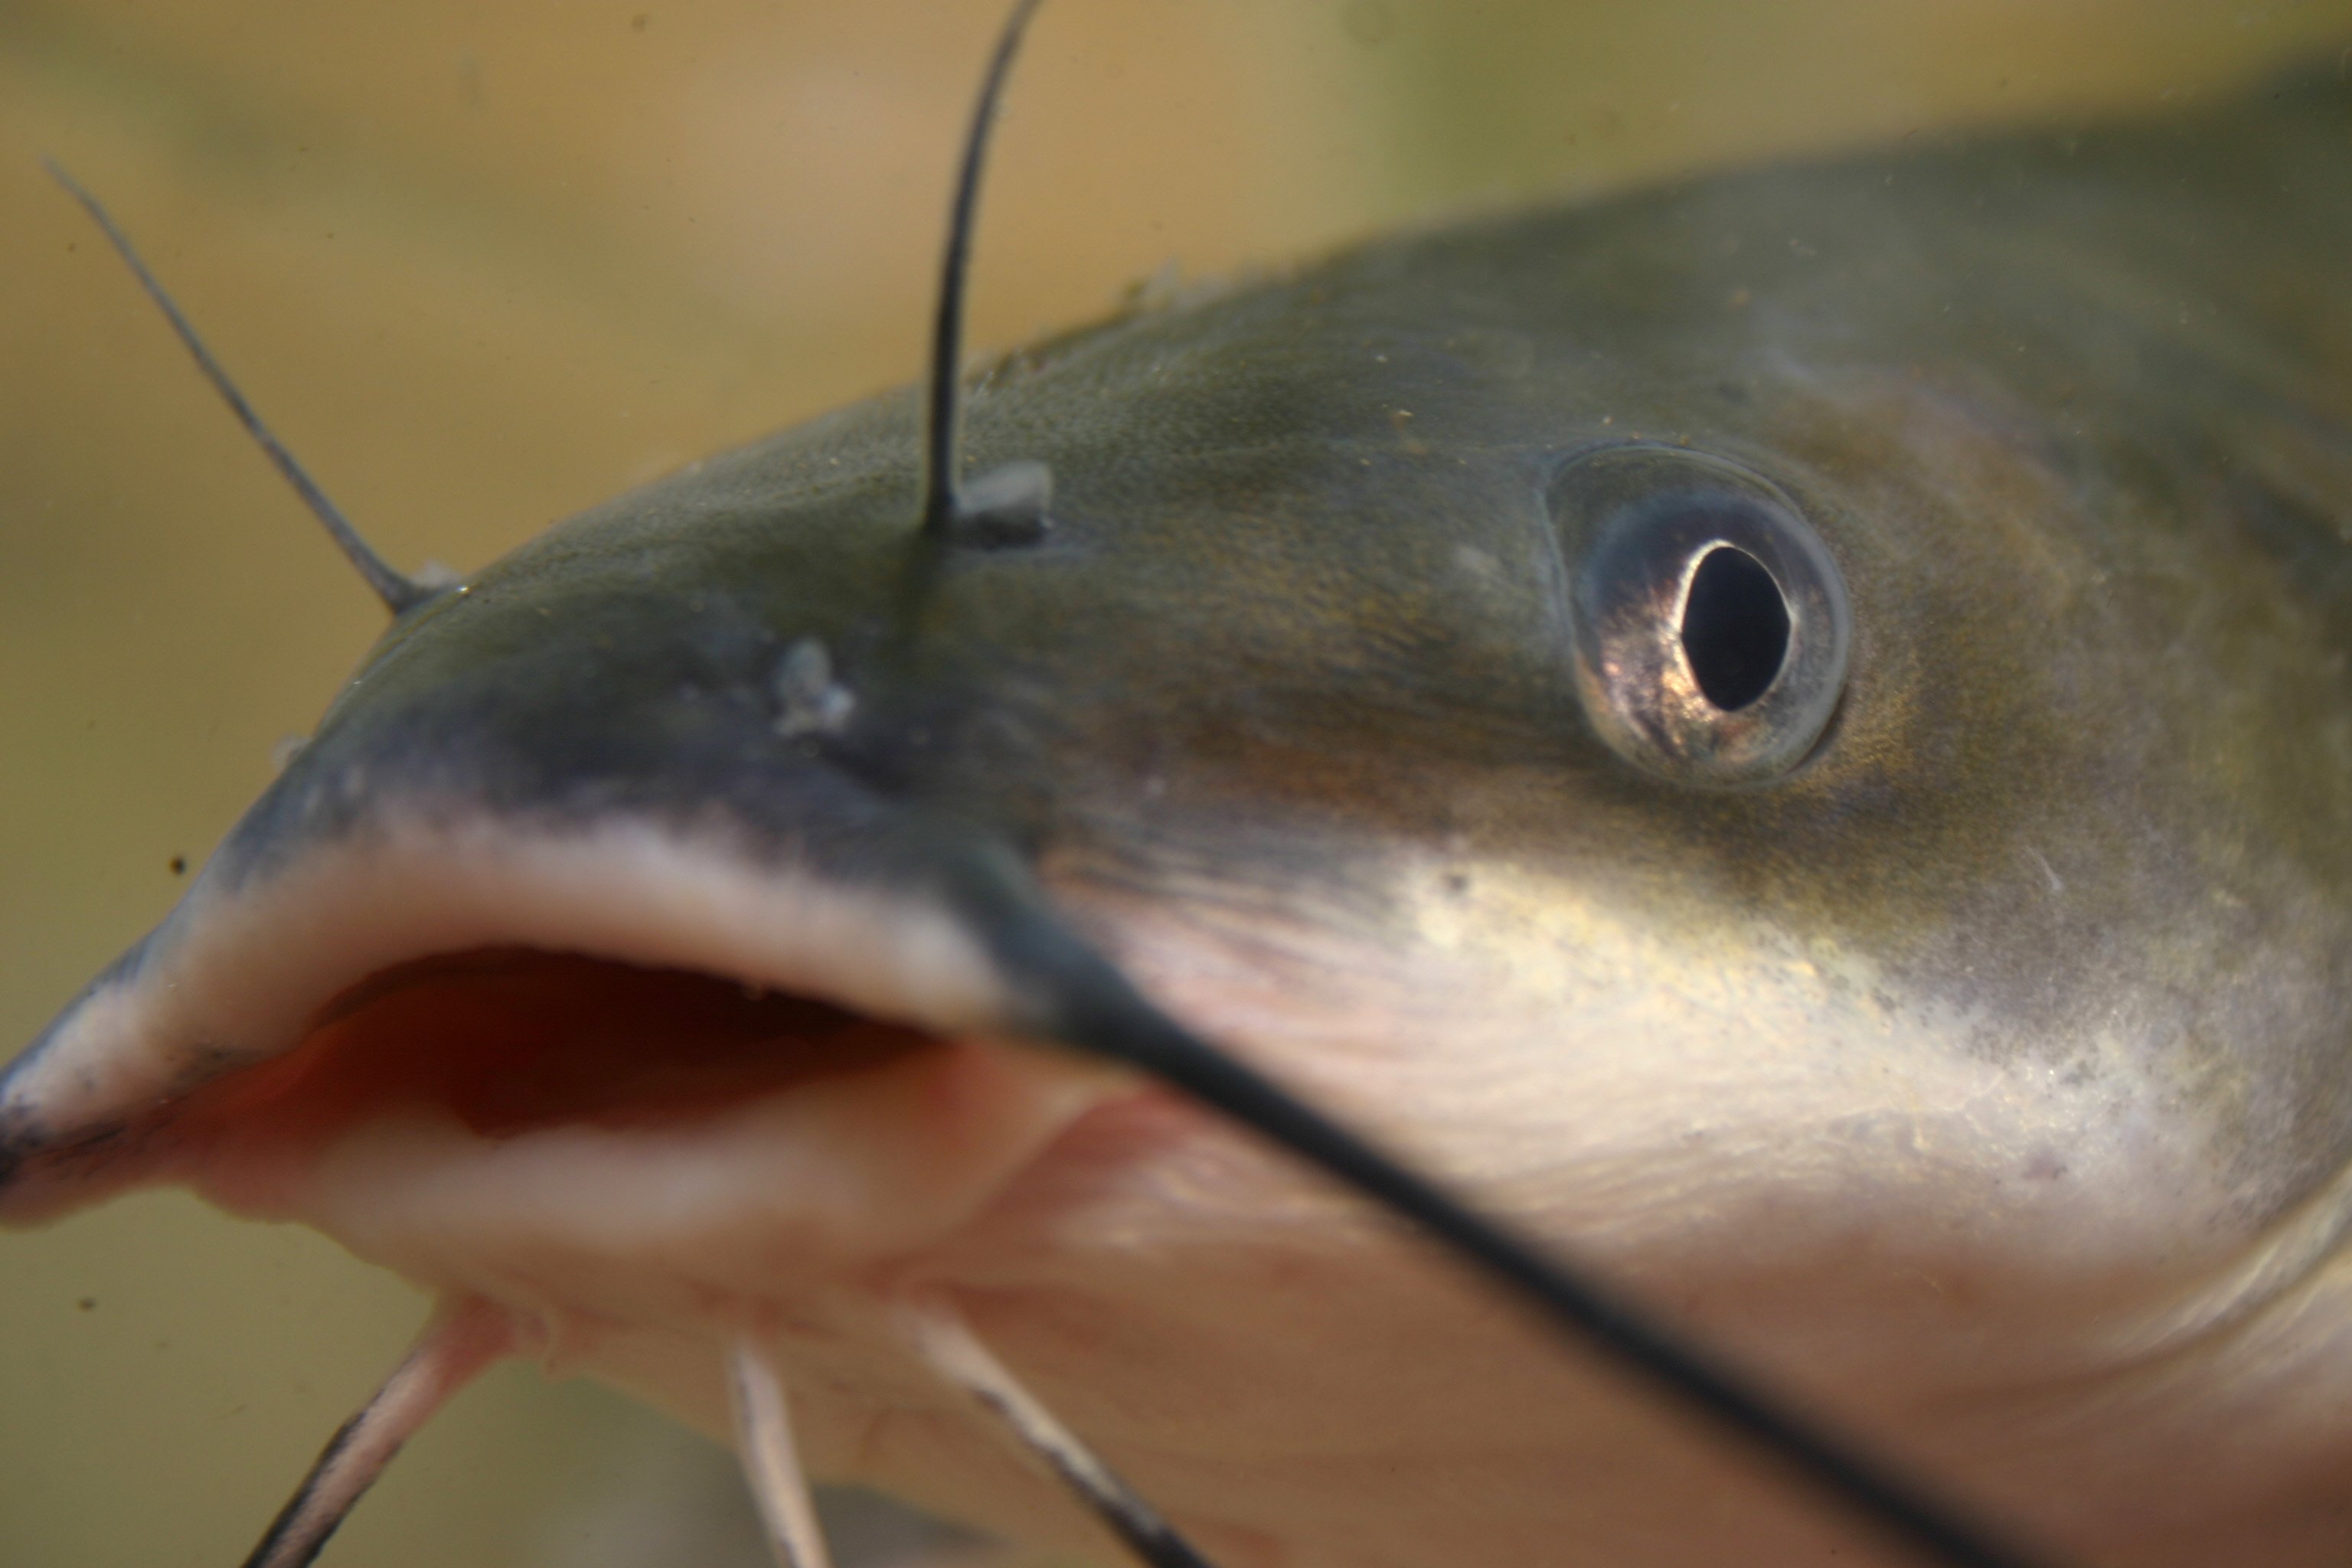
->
[0,809,1138,1318]
[214,946,942,1145]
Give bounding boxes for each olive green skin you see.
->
[14,66,2352,1567]
[281,74,2352,1217]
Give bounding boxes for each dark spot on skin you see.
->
[168,855,187,876]
[77,1297,95,1312]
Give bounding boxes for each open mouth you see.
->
[179,948,942,1146]
[132,935,1129,1326]
[0,818,1221,1563]
[0,818,1143,1319]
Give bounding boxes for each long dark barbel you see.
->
[952,858,2061,1568]
[41,161,433,618]
[916,0,1055,551]
[906,5,2059,1566]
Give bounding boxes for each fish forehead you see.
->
[14,3,2352,1568]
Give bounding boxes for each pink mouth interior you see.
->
[170,949,943,1152]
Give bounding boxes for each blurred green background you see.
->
[5,2,2351,1564]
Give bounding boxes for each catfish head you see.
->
[10,14,2352,1568]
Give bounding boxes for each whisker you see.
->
[897,1295,1218,1568]
[943,856,2060,1568]
[41,158,434,617]
[240,1297,509,1568]
[726,1334,838,1568]
[919,0,1049,541]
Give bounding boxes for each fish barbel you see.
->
[9,8,2352,1567]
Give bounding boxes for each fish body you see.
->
[10,21,2352,1568]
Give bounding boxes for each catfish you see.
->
[9,7,2352,1566]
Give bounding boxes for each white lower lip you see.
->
[198,1032,1129,1342]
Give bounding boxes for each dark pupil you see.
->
[1681,545,1789,710]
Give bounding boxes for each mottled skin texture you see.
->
[11,72,2352,1568]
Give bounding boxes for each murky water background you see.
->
[4,2,2350,1563]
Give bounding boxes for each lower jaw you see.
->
[184,1031,1130,1344]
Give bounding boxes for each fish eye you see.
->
[1681,544,1789,710]
[1550,444,1850,785]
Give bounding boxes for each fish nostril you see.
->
[1681,545,1790,710]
